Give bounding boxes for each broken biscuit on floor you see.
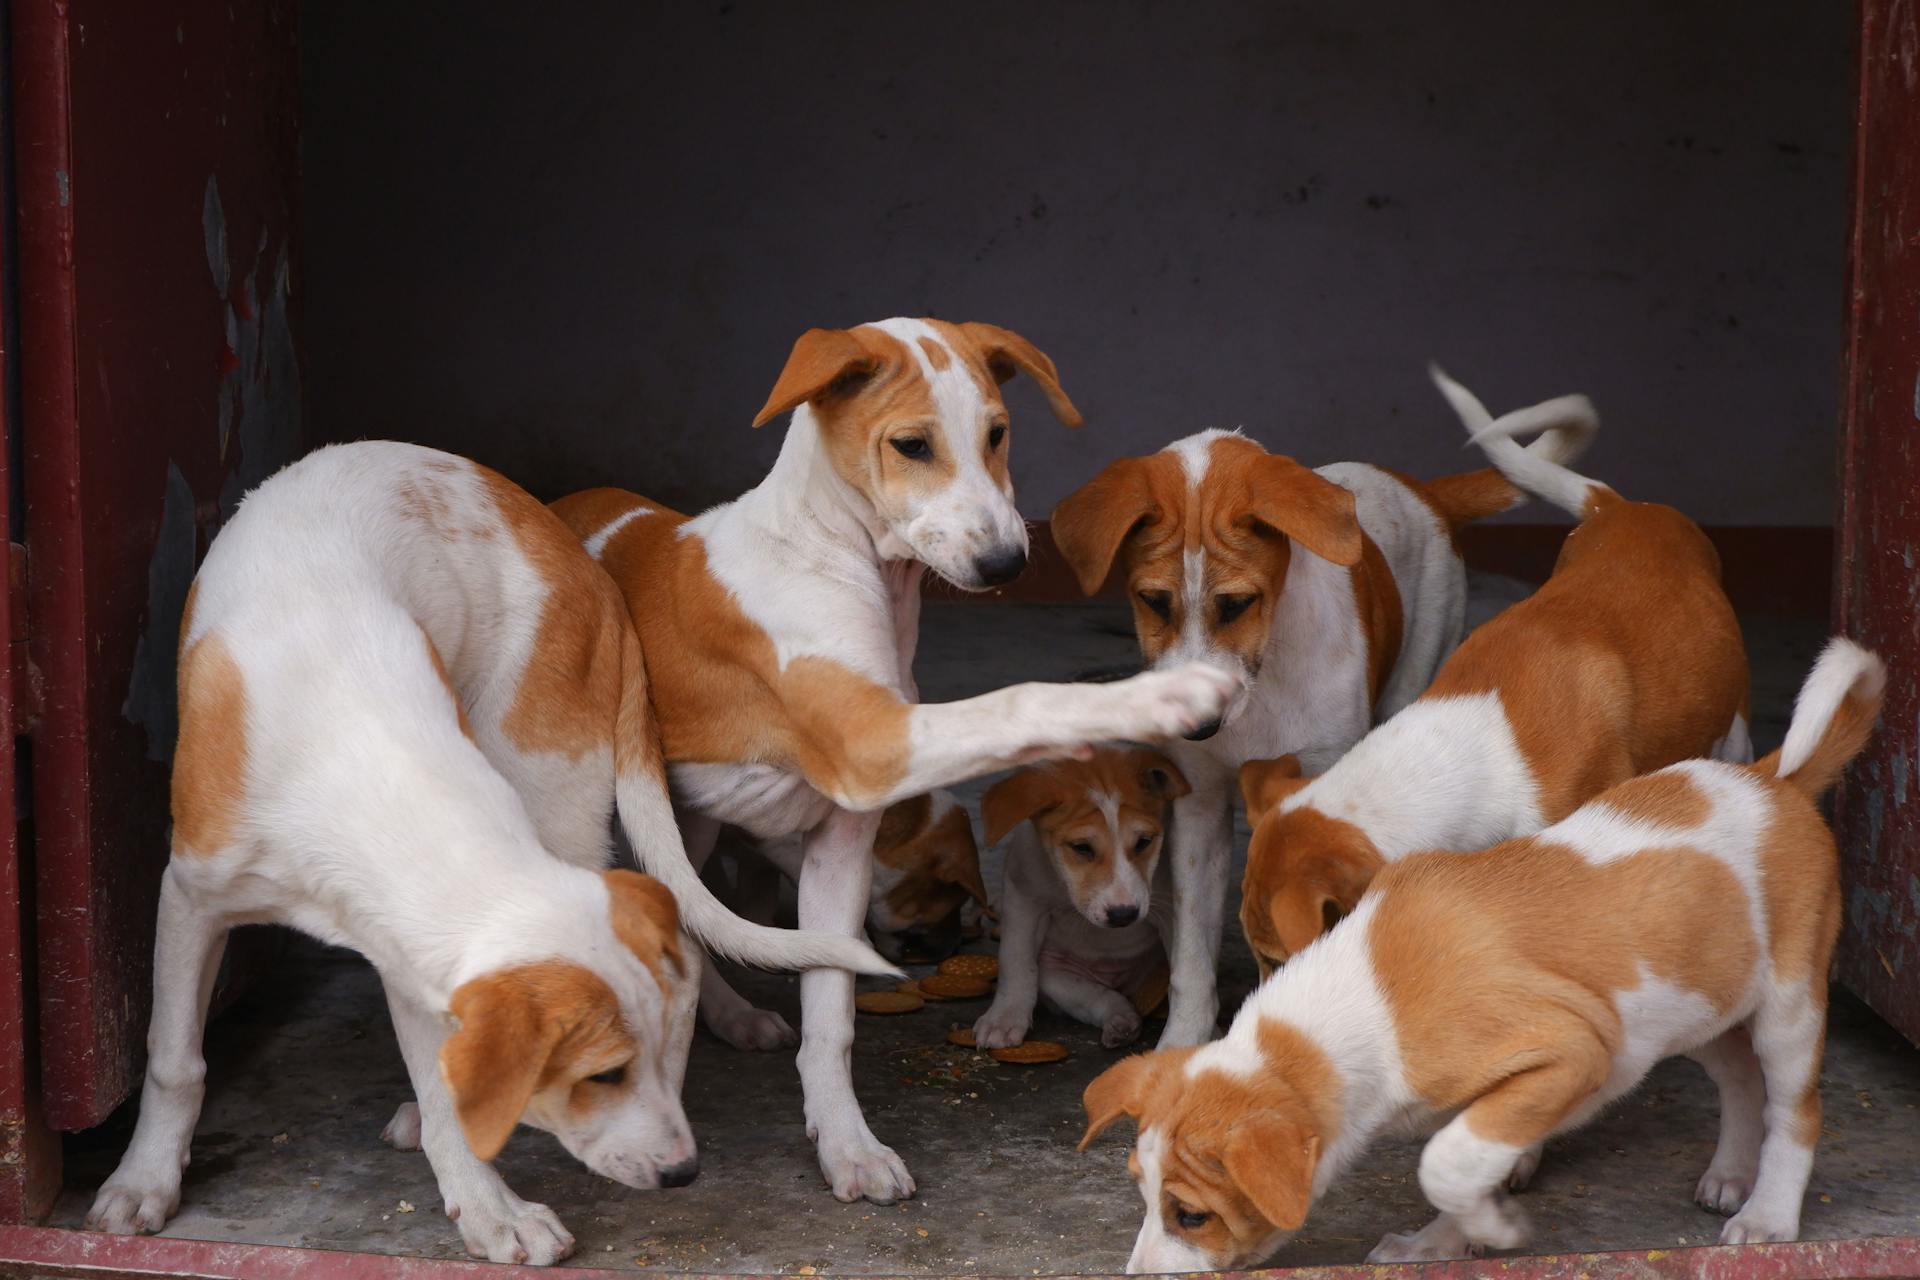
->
[856,991,924,1015]
[920,973,992,1000]
[937,954,999,981]
[989,1040,1068,1064]
[946,1027,978,1047]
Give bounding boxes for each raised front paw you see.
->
[1114,664,1242,742]
[973,1002,1032,1050]
[381,1100,422,1151]
[704,1003,800,1052]
[815,1128,916,1205]
[447,1188,576,1266]
[85,1173,183,1236]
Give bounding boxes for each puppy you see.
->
[1237,370,1749,971]
[1052,391,1596,1045]
[85,444,890,1264]
[973,749,1188,1049]
[1083,637,1882,1271]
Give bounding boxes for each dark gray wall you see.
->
[302,1,1850,525]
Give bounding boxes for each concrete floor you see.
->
[55,587,1920,1272]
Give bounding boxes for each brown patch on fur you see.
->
[420,628,477,742]
[173,630,250,856]
[1401,466,1524,549]
[917,336,952,371]
[441,960,636,1160]
[1421,498,1748,823]
[1600,770,1711,829]
[551,490,914,809]
[1350,534,1404,707]
[604,869,685,981]
[874,797,990,924]
[1239,804,1384,972]
[1368,836,1760,1146]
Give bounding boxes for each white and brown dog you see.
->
[974,748,1188,1050]
[1084,637,1882,1270]
[554,319,1240,1203]
[1051,383,1597,1045]
[86,444,892,1264]
[1237,370,1750,970]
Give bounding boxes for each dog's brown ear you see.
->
[981,769,1063,845]
[603,869,685,979]
[957,322,1082,427]
[752,328,882,428]
[1052,457,1159,596]
[1239,755,1305,824]
[1135,750,1192,802]
[1223,1117,1320,1230]
[1080,1052,1161,1150]
[1241,455,1363,567]
[441,969,570,1161]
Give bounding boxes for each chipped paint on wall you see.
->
[121,464,197,762]
[217,239,301,516]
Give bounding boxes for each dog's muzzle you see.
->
[972,546,1028,587]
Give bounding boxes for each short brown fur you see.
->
[173,631,250,856]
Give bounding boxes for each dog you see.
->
[1050,384,1597,1045]
[972,748,1188,1049]
[85,443,892,1264]
[553,319,1241,1203]
[1083,636,1882,1271]
[1237,369,1750,972]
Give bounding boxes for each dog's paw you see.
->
[1695,1167,1755,1215]
[705,1003,799,1052]
[1100,1007,1143,1049]
[448,1190,576,1266]
[1720,1208,1799,1245]
[381,1101,422,1151]
[1113,664,1242,741]
[85,1176,182,1236]
[1458,1193,1530,1252]
[1367,1218,1478,1263]
[815,1128,916,1205]
[1507,1143,1544,1193]
[1156,1007,1218,1049]
[973,1004,1032,1051]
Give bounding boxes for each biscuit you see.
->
[855,991,924,1015]
[937,954,999,981]
[946,1027,978,1047]
[919,974,992,1000]
[989,1040,1068,1065]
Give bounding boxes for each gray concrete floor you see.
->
[55,586,1920,1272]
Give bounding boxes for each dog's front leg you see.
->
[796,806,913,1204]
[1159,783,1234,1047]
[973,879,1046,1049]
[381,982,576,1265]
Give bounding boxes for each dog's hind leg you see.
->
[1723,984,1826,1244]
[1690,1024,1767,1214]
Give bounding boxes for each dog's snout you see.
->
[973,547,1028,587]
[660,1155,700,1188]
[1104,904,1141,928]
[1184,717,1222,742]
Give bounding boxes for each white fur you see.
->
[1429,365,1601,519]
[1776,638,1886,781]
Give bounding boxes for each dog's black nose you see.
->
[1184,717,1222,742]
[1105,905,1141,928]
[660,1156,700,1188]
[974,547,1028,587]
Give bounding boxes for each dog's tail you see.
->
[612,629,901,977]
[1429,365,1609,520]
[1760,637,1886,800]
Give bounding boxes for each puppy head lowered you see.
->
[752,318,1082,591]
[1081,1042,1326,1273]
[440,871,702,1188]
[982,748,1189,928]
[1238,755,1383,977]
[1052,433,1362,736]
[867,792,992,962]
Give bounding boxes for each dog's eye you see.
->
[1175,1206,1211,1230]
[588,1064,628,1086]
[1137,590,1173,621]
[1068,840,1097,861]
[1216,593,1256,625]
[987,423,1008,449]
[891,436,932,461]
[1132,833,1155,853]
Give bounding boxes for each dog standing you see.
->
[86,444,890,1264]
[974,748,1188,1049]
[555,319,1240,1203]
[1051,388,1596,1045]
[1237,370,1749,970]
[1084,637,1882,1270]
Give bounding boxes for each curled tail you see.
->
[1429,364,1607,520]
[1762,637,1887,798]
[613,630,900,977]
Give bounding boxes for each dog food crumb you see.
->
[397,1200,415,1213]
[856,991,924,1015]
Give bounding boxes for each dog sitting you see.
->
[1083,637,1882,1271]
[973,749,1188,1049]
[86,443,891,1264]
[1237,369,1750,972]
[1050,384,1596,1046]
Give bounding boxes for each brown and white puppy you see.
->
[1052,388,1597,1045]
[554,319,1239,1203]
[85,444,890,1265]
[973,749,1188,1049]
[1085,638,1882,1270]
[1237,371,1750,972]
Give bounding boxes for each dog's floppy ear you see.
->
[603,869,685,979]
[957,322,1083,427]
[981,768,1064,845]
[441,969,569,1160]
[1239,755,1305,824]
[1241,455,1363,567]
[1052,457,1159,596]
[1223,1116,1320,1231]
[752,328,882,428]
[1135,750,1192,802]
[1079,1052,1161,1150]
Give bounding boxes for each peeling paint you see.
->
[217,241,301,515]
[121,463,196,762]
[1896,750,1911,808]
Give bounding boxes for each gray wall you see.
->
[302,1,1850,525]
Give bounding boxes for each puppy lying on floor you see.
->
[973,748,1187,1049]
[1083,637,1882,1271]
